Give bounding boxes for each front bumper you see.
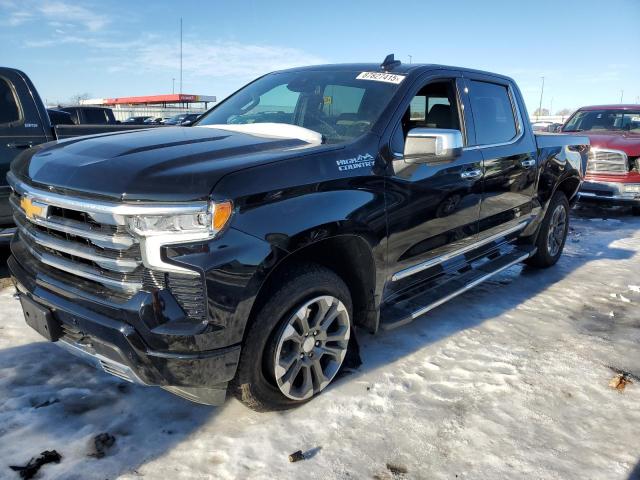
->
[8,251,241,405]
[578,180,640,206]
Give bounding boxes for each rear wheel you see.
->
[231,264,352,411]
[526,191,570,268]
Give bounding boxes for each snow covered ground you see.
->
[1,206,639,480]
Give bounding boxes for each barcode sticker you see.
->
[356,72,406,84]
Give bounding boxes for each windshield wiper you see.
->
[562,129,583,132]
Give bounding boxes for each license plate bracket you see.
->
[20,295,61,342]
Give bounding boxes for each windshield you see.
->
[197,70,403,144]
[563,110,640,133]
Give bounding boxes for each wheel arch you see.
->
[244,234,379,343]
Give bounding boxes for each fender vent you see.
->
[166,273,207,322]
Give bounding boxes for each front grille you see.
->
[9,178,209,322]
[11,191,144,293]
[587,149,628,175]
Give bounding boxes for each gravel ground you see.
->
[0,205,638,480]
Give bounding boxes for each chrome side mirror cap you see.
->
[403,128,463,164]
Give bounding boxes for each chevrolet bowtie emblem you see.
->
[20,196,46,221]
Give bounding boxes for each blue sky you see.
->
[1,0,638,114]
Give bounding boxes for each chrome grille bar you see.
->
[20,235,142,292]
[10,194,135,249]
[587,148,628,175]
[15,215,141,272]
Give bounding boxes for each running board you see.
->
[380,245,536,330]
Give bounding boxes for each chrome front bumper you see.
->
[579,180,640,204]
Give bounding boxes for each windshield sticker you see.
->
[356,72,405,84]
[336,153,375,171]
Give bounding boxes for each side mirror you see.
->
[403,128,463,164]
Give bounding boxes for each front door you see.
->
[384,73,483,297]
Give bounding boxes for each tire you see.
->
[526,191,570,268]
[231,263,353,411]
[632,206,640,216]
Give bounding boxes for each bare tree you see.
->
[533,107,550,117]
[68,92,91,105]
[555,108,573,117]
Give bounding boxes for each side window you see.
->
[468,80,517,145]
[392,80,462,153]
[0,77,21,125]
[84,109,108,124]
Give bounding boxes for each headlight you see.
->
[126,200,233,274]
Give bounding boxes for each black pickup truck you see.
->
[7,56,589,411]
[0,67,157,240]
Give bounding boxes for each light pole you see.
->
[620,90,624,103]
[179,18,183,95]
[408,55,412,64]
[537,76,545,120]
[172,78,175,94]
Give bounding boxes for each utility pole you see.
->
[550,97,553,117]
[537,76,545,120]
[179,17,183,95]
[408,55,412,64]
[172,78,175,94]
[620,89,624,103]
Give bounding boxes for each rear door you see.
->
[0,69,49,226]
[464,75,537,237]
[384,71,483,296]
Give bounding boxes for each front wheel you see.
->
[526,191,570,268]
[231,264,352,411]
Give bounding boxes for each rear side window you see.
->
[84,108,108,124]
[468,80,517,145]
[0,77,21,125]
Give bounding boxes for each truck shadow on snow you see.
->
[0,340,220,479]
[350,212,638,379]
[0,214,638,478]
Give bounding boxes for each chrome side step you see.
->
[381,246,536,330]
[391,222,528,282]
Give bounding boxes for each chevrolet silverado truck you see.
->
[7,56,589,411]
[561,104,640,214]
[0,67,159,242]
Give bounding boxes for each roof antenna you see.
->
[381,53,401,71]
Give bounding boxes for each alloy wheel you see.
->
[273,295,350,401]
[547,203,567,257]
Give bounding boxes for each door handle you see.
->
[460,169,483,179]
[521,159,536,168]
[7,142,34,149]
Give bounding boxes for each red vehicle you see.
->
[561,105,640,214]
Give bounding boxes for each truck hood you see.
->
[579,131,640,157]
[11,125,333,202]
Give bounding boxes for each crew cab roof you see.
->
[273,62,515,82]
[577,104,640,111]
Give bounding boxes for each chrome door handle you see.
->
[521,159,536,168]
[460,169,482,179]
[7,142,33,149]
